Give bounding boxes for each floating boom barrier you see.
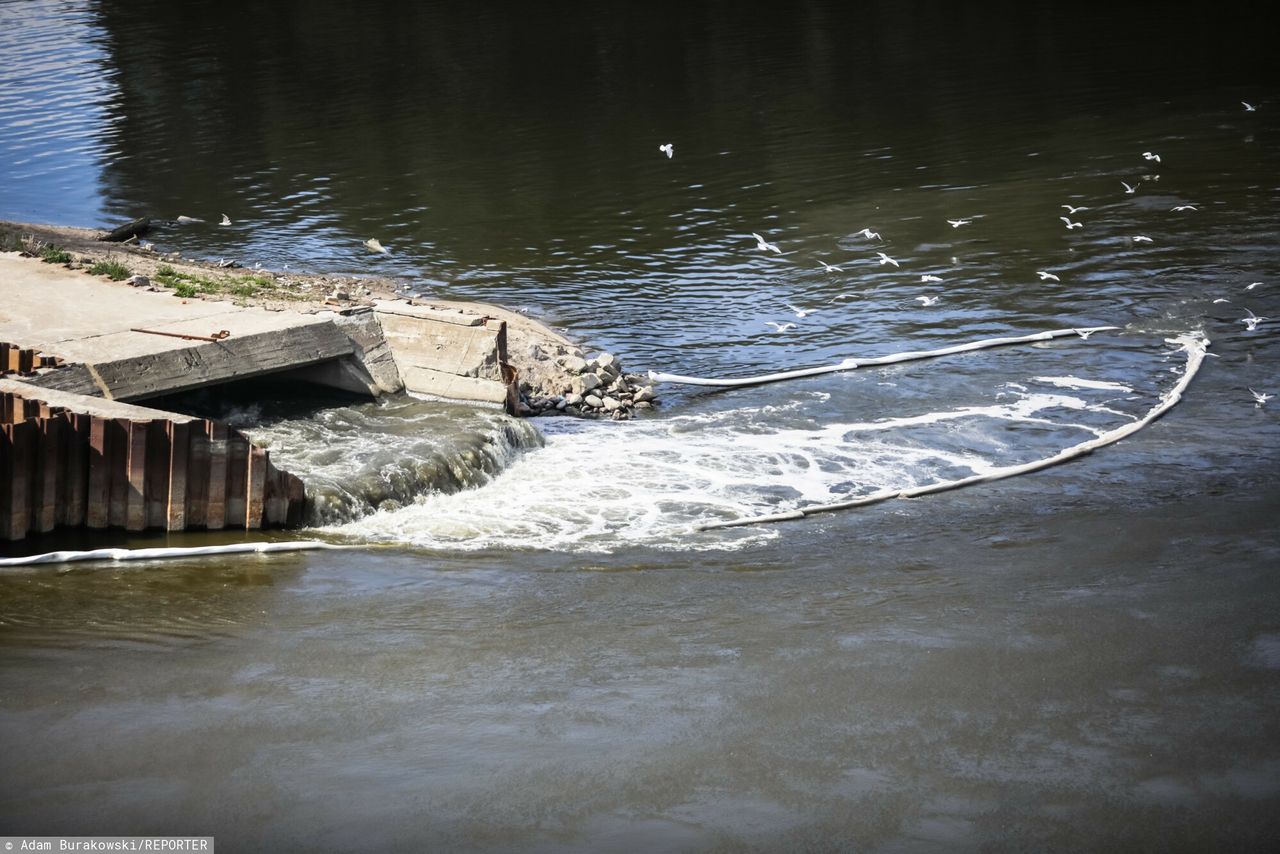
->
[684,329,1210,531]
[0,539,347,568]
[649,326,1120,388]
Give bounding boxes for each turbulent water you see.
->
[2,1,1279,851]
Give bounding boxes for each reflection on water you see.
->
[2,0,1279,850]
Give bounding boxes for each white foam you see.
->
[327,386,1135,553]
[1032,375,1134,392]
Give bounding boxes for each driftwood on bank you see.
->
[98,216,152,243]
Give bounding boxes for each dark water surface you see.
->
[3,1,1279,850]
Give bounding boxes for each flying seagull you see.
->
[1251,388,1272,406]
[1132,235,1154,243]
[786,303,814,318]
[1246,282,1263,291]
[1242,101,1257,112]
[915,295,940,306]
[921,274,943,283]
[1060,216,1082,230]
[818,260,843,273]
[766,321,796,333]
[659,143,674,159]
[1142,151,1162,163]
[1241,309,1269,331]
[1122,181,1140,194]
[875,251,899,267]
[855,228,881,241]
[220,214,232,226]
[1036,270,1060,282]
[947,218,972,228]
[1062,204,1089,214]
[751,232,782,254]
[1171,204,1197,212]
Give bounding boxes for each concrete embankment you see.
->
[1,226,655,540]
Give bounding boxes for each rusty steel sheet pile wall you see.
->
[1,389,305,541]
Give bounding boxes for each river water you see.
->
[2,1,1279,850]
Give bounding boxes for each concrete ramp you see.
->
[1,253,370,402]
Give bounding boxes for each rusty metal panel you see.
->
[205,421,227,530]
[144,420,170,529]
[4,419,34,540]
[246,445,267,530]
[185,420,211,529]
[125,420,149,531]
[224,432,248,528]
[33,416,60,533]
[167,420,189,531]
[61,413,89,527]
[107,418,130,528]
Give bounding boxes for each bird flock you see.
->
[653,98,1269,407]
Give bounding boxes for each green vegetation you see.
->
[89,259,131,280]
[152,264,288,301]
[0,230,26,252]
[40,246,73,265]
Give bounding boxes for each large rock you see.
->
[559,355,589,374]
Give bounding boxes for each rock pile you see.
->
[517,349,658,420]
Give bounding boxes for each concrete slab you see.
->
[1,252,363,401]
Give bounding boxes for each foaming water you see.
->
[324,337,1174,552]
[237,395,544,526]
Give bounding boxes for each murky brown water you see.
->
[2,1,1279,850]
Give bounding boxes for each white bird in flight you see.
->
[1251,388,1272,406]
[915,295,940,306]
[855,228,882,241]
[1213,298,1231,304]
[1036,270,1060,282]
[659,143,674,159]
[818,260,843,273]
[364,237,388,253]
[876,251,899,267]
[1132,235,1154,243]
[786,302,814,318]
[1075,329,1101,339]
[1060,216,1082,230]
[1142,151,1161,163]
[751,232,782,254]
[219,214,232,226]
[947,218,972,228]
[766,321,796,333]
[921,274,943,283]
[1242,101,1257,112]
[1246,282,1262,290]
[1122,181,1140,194]
[1241,309,1269,331]
[1062,204,1089,215]
[1171,205,1197,212]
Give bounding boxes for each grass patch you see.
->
[152,266,287,300]
[89,259,131,280]
[0,231,26,252]
[40,246,73,265]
